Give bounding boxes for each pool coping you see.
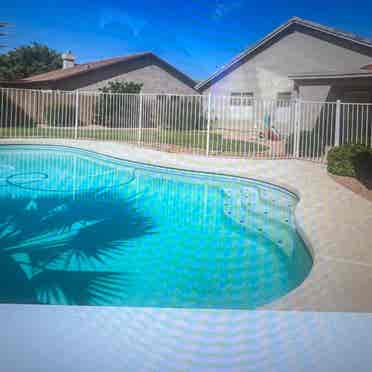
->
[1,138,372,312]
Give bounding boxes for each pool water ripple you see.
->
[0,145,312,309]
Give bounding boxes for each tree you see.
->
[0,42,62,81]
[99,81,143,94]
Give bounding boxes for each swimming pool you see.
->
[0,145,312,309]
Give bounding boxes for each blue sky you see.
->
[2,0,372,81]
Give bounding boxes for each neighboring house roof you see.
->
[196,17,372,91]
[4,52,197,89]
[289,69,372,80]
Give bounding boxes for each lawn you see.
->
[0,127,268,155]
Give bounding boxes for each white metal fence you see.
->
[0,87,371,162]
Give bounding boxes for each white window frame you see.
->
[230,92,254,106]
[276,92,291,107]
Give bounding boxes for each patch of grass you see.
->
[0,127,267,155]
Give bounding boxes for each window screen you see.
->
[230,92,254,106]
[277,92,291,107]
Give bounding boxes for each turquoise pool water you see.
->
[0,145,312,309]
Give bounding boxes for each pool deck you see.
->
[1,138,372,312]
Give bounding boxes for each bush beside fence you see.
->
[327,144,372,177]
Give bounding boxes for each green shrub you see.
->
[99,81,142,94]
[43,102,77,127]
[327,144,372,177]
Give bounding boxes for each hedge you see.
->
[327,144,372,177]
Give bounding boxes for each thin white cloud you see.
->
[212,1,242,21]
[100,8,147,37]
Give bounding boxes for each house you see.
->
[196,17,372,103]
[2,52,197,94]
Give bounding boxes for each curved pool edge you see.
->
[3,138,372,313]
[0,141,315,309]
[0,143,316,260]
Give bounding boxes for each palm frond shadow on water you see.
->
[0,189,155,306]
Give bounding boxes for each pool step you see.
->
[222,188,296,258]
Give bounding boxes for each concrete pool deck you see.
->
[1,138,372,312]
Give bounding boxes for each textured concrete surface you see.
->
[1,305,372,372]
[1,138,372,312]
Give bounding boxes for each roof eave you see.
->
[4,52,197,90]
[196,19,298,91]
[196,17,372,91]
[289,73,372,80]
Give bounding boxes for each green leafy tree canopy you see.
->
[0,42,62,81]
[99,81,143,94]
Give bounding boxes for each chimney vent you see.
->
[62,51,75,69]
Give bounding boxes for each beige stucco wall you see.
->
[55,61,197,95]
[81,64,196,94]
[203,30,372,100]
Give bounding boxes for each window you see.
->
[277,92,291,107]
[230,92,254,106]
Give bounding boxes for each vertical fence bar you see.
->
[293,98,301,158]
[206,94,211,156]
[334,99,341,147]
[74,90,79,140]
[138,93,143,146]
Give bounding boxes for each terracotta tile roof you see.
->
[8,52,196,88]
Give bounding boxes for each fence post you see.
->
[334,99,341,147]
[74,90,79,140]
[206,94,211,156]
[138,93,143,145]
[293,98,301,158]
